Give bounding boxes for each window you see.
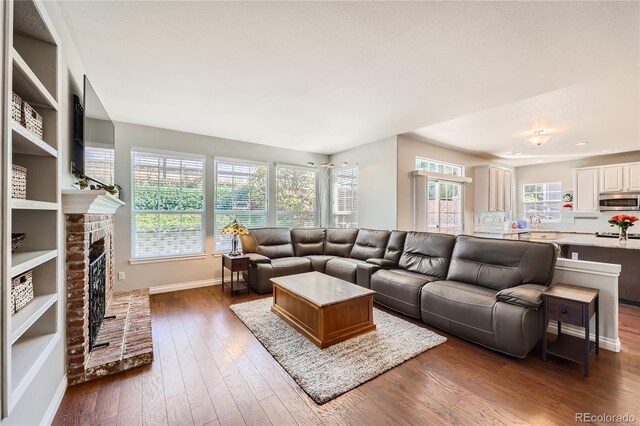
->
[523,182,562,221]
[333,166,358,228]
[214,159,268,252]
[131,149,205,259]
[275,165,317,228]
[416,157,464,176]
[85,146,115,185]
[427,181,463,235]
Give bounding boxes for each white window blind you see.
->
[131,150,205,259]
[333,166,358,228]
[85,146,114,185]
[276,165,317,228]
[214,159,268,252]
[523,182,562,222]
[416,156,464,176]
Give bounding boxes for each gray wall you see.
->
[113,121,328,292]
[396,134,495,232]
[329,136,398,230]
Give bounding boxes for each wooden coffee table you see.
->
[271,271,376,349]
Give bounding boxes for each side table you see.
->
[543,283,599,376]
[220,253,250,296]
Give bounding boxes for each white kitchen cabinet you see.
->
[474,165,514,213]
[574,167,599,212]
[488,166,498,211]
[600,165,623,192]
[504,169,513,212]
[624,163,640,191]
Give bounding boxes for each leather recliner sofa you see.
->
[239,227,557,358]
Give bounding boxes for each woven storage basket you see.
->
[11,233,26,253]
[11,164,27,200]
[12,92,22,124]
[23,101,43,139]
[11,270,34,315]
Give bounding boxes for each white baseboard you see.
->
[149,278,222,295]
[42,375,67,426]
[547,323,621,353]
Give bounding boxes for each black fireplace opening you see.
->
[88,239,107,351]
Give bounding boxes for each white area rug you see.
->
[230,298,447,404]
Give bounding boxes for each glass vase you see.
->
[619,228,628,247]
[230,234,241,256]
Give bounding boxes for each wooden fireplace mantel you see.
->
[62,189,125,215]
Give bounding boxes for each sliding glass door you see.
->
[426,180,463,235]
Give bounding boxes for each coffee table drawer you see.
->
[547,297,583,326]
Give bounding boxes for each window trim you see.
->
[130,148,206,260]
[415,156,465,177]
[213,157,270,253]
[522,181,562,223]
[275,163,319,229]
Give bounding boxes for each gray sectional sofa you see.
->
[239,227,557,358]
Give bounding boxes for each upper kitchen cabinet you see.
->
[597,162,640,193]
[600,165,623,192]
[574,161,640,212]
[574,167,599,212]
[623,163,640,192]
[474,165,513,212]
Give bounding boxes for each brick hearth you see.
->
[65,212,152,385]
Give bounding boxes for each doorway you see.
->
[426,180,463,235]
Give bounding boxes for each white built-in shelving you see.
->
[2,0,62,417]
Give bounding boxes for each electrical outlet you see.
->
[118,272,126,281]
[571,252,579,260]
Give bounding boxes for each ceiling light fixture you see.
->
[527,130,551,146]
[576,142,588,146]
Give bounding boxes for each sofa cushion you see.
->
[291,228,325,256]
[304,255,338,273]
[349,229,390,261]
[447,235,557,291]
[271,257,312,276]
[247,228,295,259]
[398,232,456,278]
[421,280,497,334]
[325,228,359,257]
[325,257,366,283]
[384,231,407,264]
[371,269,438,318]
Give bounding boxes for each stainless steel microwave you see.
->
[598,192,640,211]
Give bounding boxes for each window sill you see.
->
[129,253,208,265]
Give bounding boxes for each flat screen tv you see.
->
[72,76,115,185]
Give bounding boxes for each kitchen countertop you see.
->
[554,235,640,250]
[474,229,530,234]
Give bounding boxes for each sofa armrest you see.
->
[496,284,547,310]
[246,253,271,265]
[366,258,396,268]
[357,263,380,289]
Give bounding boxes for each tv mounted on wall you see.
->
[71,75,115,186]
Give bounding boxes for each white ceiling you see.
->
[58,1,639,161]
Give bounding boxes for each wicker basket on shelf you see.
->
[23,101,43,139]
[12,92,22,123]
[11,270,34,315]
[11,164,27,200]
[11,233,26,253]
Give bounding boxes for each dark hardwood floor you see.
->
[53,286,640,425]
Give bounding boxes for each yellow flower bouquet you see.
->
[222,220,248,255]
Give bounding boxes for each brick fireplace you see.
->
[62,190,153,385]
